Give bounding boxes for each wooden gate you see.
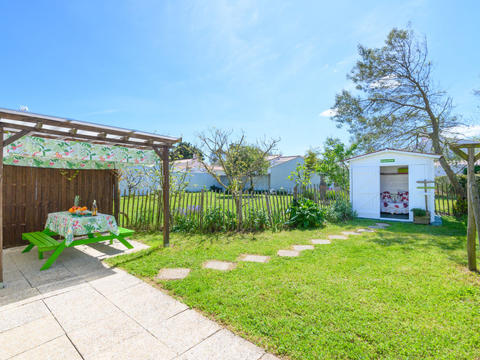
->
[2,165,118,248]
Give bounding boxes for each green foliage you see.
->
[202,207,236,233]
[243,208,269,232]
[325,198,356,223]
[172,215,198,233]
[171,141,203,161]
[286,198,325,229]
[411,208,427,217]
[316,138,356,190]
[288,163,313,190]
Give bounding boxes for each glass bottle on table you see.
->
[92,200,98,216]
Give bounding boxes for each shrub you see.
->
[172,215,198,233]
[286,198,325,229]
[243,208,269,232]
[325,198,356,223]
[209,185,223,192]
[202,207,236,233]
[411,208,427,217]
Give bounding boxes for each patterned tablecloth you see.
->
[45,211,119,245]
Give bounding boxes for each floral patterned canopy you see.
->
[3,134,157,169]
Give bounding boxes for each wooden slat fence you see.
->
[118,184,350,231]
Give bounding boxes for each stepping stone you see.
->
[376,223,391,227]
[356,228,375,233]
[311,239,331,245]
[292,245,314,251]
[156,268,191,280]
[202,260,237,271]
[368,226,384,229]
[277,249,300,257]
[341,231,362,236]
[328,235,348,240]
[237,254,270,263]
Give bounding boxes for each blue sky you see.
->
[0,0,479,155]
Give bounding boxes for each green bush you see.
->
[243,208,269,232]
[286,198,325,229]
[325,198,356,223]
[202,207,236,233]
[411,208,427,217]
[172,215,198,233]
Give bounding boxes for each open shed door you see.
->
[352,166,380,219]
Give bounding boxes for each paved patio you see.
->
[0,240,278,360]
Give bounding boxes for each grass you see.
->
[107,217,480,359]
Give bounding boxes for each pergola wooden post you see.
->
[450,141,480,271]
[0,108,180,287]
[153,145,171,247]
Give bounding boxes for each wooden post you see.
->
[153,146,170,247]
[467,148,480,250]
[467,172,477,271]
[0,127,3,288]
[113,170,120,220]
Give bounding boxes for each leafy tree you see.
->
[317,138,357,190]
[332,28,463,194]
[304,149,320,172]
[288,162,314,191]
[170,141,202,161]
[196,128,279,228]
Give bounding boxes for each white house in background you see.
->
[346,149,440,223]
[172,155,321,192]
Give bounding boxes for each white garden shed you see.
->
[346,149,441,222]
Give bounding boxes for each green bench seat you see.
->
[117,227,135,237]
[22,231,60,259]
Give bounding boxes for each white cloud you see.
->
[319,109,338,117]
[369,75,400,89]
[446,125,480,139]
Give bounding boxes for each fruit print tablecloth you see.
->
[45,211,119,245]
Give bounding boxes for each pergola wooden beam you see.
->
[0,108,180,288]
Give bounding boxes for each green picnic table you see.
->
[22,211,134,271]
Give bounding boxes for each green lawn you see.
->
[107,218,480,359]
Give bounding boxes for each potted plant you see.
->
[411,208,430,225]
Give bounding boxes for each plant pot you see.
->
[413,211,430,225]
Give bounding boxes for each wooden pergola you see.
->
[0,108,181,287]
[450,140,480,271]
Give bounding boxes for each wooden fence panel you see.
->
[3,165,116,248]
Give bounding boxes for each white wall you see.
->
[380,166,408,193]
[174,172,221,192]
[349,151,437,222]
[270,157,321,191]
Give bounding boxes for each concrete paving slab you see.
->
[36,276,89,297]
[10,335,82,360]
[341,231,362,236]
[292,245,314,251]
[149,309,221,354]
[44,286,123,332]
[368,226,384,229]
[68,313,144,357]
[376,223,391,227]
[23,265,77,288]
[0,287,41,309]
[156,268,191,280]
[356,228,375,233]
[277,249,300,257]
[178,328,265,360]
[0,300,50,333]
[88,269,142,294]
[92,332,176,360]
[0,315,64,359]
[3,269,23,282]
[311,239,331,245]
[203,260,237,271]
[237,254,270,263]
[106,283,188,329]
[328,235,348,240]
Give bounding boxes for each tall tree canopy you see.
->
[170,141,203,161]
[333,28,463,194]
